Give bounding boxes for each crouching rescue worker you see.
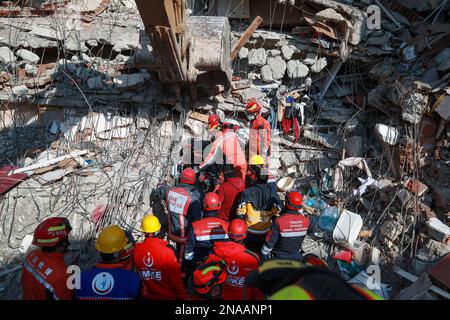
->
[166,167,203,262]
[75,225,140,300]
[184,192,229,267]
[216,165,245,221]
[205,219,261,300]
[237,156,281,252]
[22,217,73,300]
[192,260,227,300]
[133,215,188,300]
[199,113,247,180]
[262,190,310,261]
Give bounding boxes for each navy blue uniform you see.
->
[75,263,140,300]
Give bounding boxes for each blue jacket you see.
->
[75,263,140,300]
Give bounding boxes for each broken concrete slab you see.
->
[248,48,267,66]
[25,64,38,76]
[426,218,450,243]
[286,60,309,78]
[310,57,328,73]
[260,64,273,82]
[16,49,39,64]
[0,46,17,64]
[267,56,286,80]
[238,47,249,59]
[434,47,450,72]
[281,45,295,60]
[113,73,145,89]
[375,123,401,145]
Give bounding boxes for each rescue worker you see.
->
[119,234,135,270]
[261,190,310,261]
[245,100,271,160]
[192,260,227,300]
[245,259,383,300]
[204,219,261,300]
[184,192,229,267]
[165,167,203,261]
[75,225,140,300]
[199,114,247,180]
[22,217,73,300]
[216,165,245,221]
[236,157,281,253]
[133,215,188,300]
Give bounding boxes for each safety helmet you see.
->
[119,238,134,266]
[180,168,196,185]
[245,100,262,114]
[203,192,222,211]
[208,114,221,130]
[228,219,247,241]
[193,260,227,297]
[33,217,72,248]
[96,225,128,254]
[249,154,265,166]
[285,190,303,211]
[141,215,161,234]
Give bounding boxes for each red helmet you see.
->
[203,192,222,211]
[285,190,303,211]
[208,114,221,130]
[33,217,72,248]
[193,260,227,296]
[245,100,262,114]
[228,219,247,241]
[180,168,196,185]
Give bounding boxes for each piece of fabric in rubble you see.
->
[332,157,373,194]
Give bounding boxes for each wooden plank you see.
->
[230,16,263,60]
[189,111,209,123]
[393,266,450,299]
[9,150,88,175]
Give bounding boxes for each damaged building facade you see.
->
[0,0,449,300]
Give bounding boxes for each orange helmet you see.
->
[208,114,221,130]
[229,219,247,241]
[33,217,72,247]
[245,100,262,114]
[203,192,221,211]
[285,190,303,211]
[193,260,227,297]
[180,168,196,185]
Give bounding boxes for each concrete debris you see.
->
[286,60,309,78]
[248,48,267,66]
[0,0,450,301]
[16,49,40,64]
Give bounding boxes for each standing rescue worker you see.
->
[199,115,247,180]
[22,217,73,300]
[133,215,188,300]
[205,219,261,300]
[192,260,228,300]
[216,165,245,221]
[246,100,271,160]
[184,192,229,267]
[166,168,203,261]
[75,225,140,300]
[262,190,310,261]
[237,156,281,252]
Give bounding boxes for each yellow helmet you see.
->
[249,154,265,166]
[96,225,128,254]
[141,215,161,234]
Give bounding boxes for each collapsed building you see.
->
[0,0,449,299]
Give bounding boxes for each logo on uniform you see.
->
[143,252,154,268]
[227,261,239,275]
[92,272,114,295]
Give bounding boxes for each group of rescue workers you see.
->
[21,100,383,300]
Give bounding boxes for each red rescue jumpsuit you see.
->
[205,241,263,300]
[22,250,73,300]
[216,176,245,221]
[249,114,271,158]
[199,130,247,180]
[133,237,188,300]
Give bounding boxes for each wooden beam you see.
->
[230,16,263,60]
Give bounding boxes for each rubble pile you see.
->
[0,0,449,300]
